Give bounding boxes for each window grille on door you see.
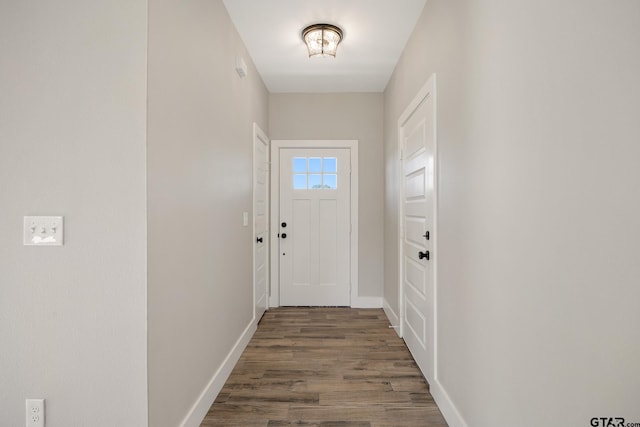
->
[292,157,338,190]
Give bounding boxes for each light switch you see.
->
[24,216,64,246]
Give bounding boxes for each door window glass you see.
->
[309,157,322,173]
[308,174,322,188]
[293,157,307,173]
[323,158,337,173]
[293,174,307,190]
[323,174,337,189]
[292,157,338,189]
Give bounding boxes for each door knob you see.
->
[281,222,287,228]
[281,233,287,239]
[423,231,430,240]
[256,237,263,243]
[418,251,430,260]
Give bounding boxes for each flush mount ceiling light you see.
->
[302,24,343,58]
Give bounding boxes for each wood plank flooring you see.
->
[201,307,448,427]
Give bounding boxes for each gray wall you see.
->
[147,1,269,426]
[270,93,385,299]
[384,0,640,426]
[0,1,148,426]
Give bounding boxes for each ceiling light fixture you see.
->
[302,24,343,58]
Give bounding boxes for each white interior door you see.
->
[253,124,269,321]
[400,76,437,383]
[279,148,350,306]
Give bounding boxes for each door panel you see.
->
[280,148,350,306]
[292,199,311,286]
[401,79,436,384]
[318,199,338,285]
[405,257,426,296]
[405,299,427,345]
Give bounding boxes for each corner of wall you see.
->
[382,298,400,337]
[352,297,383,309]
[179,321,257,427]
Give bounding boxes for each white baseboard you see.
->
[431,379,469,427]
[269,297,383,309]
[179,320,257,427]
[382,298,401,337]
[351,296,383,308]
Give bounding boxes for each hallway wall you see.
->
[270,93,385,302]
[147,0,269,426]
[384,0,640,426]
[0,1,148,426]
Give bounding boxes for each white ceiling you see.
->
[222,0,427,93]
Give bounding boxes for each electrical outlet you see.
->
[26,399,45,427]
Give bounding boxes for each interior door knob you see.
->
[256,237,263,243]
[281,233,287,239]
[418,251,430,261]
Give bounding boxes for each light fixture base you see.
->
[302,23,344,58]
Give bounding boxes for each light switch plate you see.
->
[24,216,64,246]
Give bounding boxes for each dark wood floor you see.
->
[201,307,448,427]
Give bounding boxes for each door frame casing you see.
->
[397,75,438,382]
[253,123,270,322]
[270,140,359,308]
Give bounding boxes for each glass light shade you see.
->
[302,24,343,58]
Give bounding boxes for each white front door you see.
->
[400,76,437,383]
[279,148,351,306]
[253,124,269,321]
